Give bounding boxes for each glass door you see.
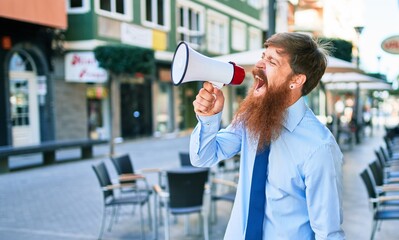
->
[9,71,40,146]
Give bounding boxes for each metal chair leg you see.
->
[115,205,121,223]
[370,220,378,240]
[153,194,158,240]
[203,213,209,240]
[140,205,145,240]
[147,201,152,230]
[163,205,170,240]
[184,215,190,235]
[98,207,107,240]
[108,206,116,231]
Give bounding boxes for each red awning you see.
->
[0,0,67,29]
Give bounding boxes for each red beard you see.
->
[232,67,291,150]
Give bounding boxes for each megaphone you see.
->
[171,41,246,88]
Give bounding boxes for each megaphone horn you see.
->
[171,41,246,88]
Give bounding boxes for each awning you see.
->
[321,72,391,90]
[322,72,384,84]
[0,0,67,29]
[324,81,392,91]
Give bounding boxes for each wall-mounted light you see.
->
[51,29,65,55]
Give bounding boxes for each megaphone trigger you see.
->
[211,81,224,89]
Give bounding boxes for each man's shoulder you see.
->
[298,110,334,140]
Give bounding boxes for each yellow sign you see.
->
[153,30,167,51]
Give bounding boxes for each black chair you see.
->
[383,135,399,159]
[369,160,399,188]
[360,168,399,240]
[179,152,193,167]
[92,162,151,240]
[369,160,386,187]
[379,146,399,168]
[153,167,210,240]
[111,154,155,194]
[375,148,399,181]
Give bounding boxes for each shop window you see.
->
[142,0,170,31]
[87,86,107,139]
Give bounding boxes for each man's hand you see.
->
[193,82,225,116]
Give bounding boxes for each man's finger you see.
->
[203,82,214,93]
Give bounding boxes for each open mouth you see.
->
[255,75,266,91]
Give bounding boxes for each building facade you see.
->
[0,0,67,146]
[63,0,267,141]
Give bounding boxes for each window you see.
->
[176,0,205,49]
[248,26,263,50]
[95,0,132,21]
[232,20,246,51]
[67,0,90,14]
[70,0,83,8]
[248,0,262,9]
[10,80,30,127]
[207,10,229,54]
[141,0,170,30]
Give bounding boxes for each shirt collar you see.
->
[283,97,307,132]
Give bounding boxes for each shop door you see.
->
[9,71,40,146]
[120,82,152,139]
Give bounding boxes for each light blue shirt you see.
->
[190,97,345,240]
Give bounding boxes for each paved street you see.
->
[0,127,398,239]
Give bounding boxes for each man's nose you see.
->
[255,59,266,69]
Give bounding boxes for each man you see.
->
[190,32,344,239]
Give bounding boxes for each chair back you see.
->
[111,154,135,175]
[368,160,383,186]
[374,149,385,169]
[167,168,209,209]
[380,146,391,164]
[383,136,393,156]
[179,152,192,167]
[360,168,379,208]
[92,162,113,200]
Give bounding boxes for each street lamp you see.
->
[377,55,382,74]
[353,26,364,144]
[354,26,364,69]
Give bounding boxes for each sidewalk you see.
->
[0,134,230,240]
[0,127,398,240]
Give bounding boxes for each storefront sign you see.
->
[381,35,399,54]
[120,22,152,48]
[65,52,108,83]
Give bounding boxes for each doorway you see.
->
[9,71,40,146]
[120,82,152,139]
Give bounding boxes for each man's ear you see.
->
[291,74,306,88]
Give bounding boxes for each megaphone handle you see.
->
[211,81,224,89]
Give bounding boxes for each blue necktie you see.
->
[245,146,270,240]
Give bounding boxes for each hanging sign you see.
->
[381,35,399,54]
[65,52,108,83]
